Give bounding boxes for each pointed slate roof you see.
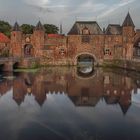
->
[13,22,21,31]
[35,96,46,107]
[13,96,24,106]
[35,21,44,31]
[119,102,131,115]
[122,12,135,27]
[60,23,63,34]
[68,21,103,35]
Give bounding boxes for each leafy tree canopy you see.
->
[0,20,11,37]
[21,23,59,34]
[43,24,59,34]
[0,20,59,36]
[21,24,34,34]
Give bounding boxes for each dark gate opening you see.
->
[77,54,95,78]
[77,54,94,67]
[0,64,4,72]
[13,62,19,70]
[24,44,33,57]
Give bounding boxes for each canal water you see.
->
[0,67,140,140]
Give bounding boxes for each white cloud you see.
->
[0,0,140,33]
[24,0,50,8]
[99,0,136,19]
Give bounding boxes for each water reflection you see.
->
[77,66,95,78]
[0,68,139,114]
[0,67,140,140]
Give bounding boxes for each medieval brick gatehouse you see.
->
[9,12,140,67]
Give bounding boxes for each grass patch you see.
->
[14,68,39,73]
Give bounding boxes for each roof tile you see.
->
[68,21,103,35]
[0,33,10,43]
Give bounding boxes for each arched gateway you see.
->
[24,44,33,57]
[134,38,140,58]
[76,53,97,66]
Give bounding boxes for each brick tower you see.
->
[33,21,45,57]
[10,22,22,58]
[122,12,135,60]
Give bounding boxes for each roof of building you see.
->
[69,96,100,107]
[106,24,122,35]
[13,96,24,106]
[35,97,46,107]
[35,21,45,31]
[12,22,21,31]
[119,102,131,115]
[68,21,103,35]
[0,33,10,43]
[122,12,135,27]
[48,34,64,38]
[136,29,140,32]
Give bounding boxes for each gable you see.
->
[106,24,122,35]
[68,21,103,35]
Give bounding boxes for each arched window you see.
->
[82,27,90,35]
[134,39,140,57]
[81,27,90,43]
[24,44,33,57]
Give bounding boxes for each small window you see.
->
[59,48,65,55]
[104,48,111,55]
[82,36,90,43]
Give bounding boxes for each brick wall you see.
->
[9,27,140,67]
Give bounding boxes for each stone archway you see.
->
[75,53,97,66]
[13,62,20,69]
[134,38,140,58]
[24,44,33,57]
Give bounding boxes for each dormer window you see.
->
[82,27,90,35]
[81,27,90,43]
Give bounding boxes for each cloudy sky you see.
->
[0,0,140,33]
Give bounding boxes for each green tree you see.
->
[0,20,11,37]
[43,24,59,34]
[21,24,34,34]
